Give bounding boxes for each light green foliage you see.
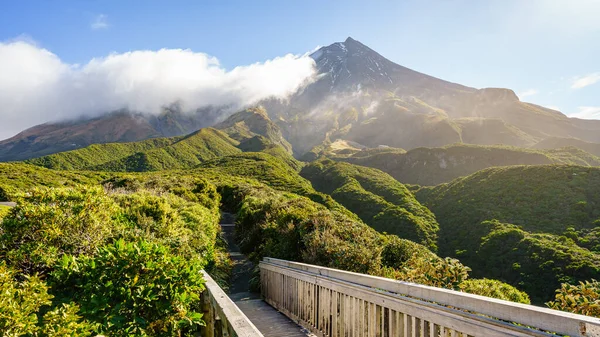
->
[547,280,600,317]
[0,205,10,219]
[0,186,121,275]
[0,263,53,336]
[26,138,176,170]
[301,160,439,250]
[51,240,206,336]
[0,263,93,337]
[232,184,474,291]
[460,279,530,304]
[27,128,241,172]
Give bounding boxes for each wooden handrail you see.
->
[200,270,264,337]
[260,257,600,337]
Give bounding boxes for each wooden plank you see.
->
[201,270,263,337]
[262,258,600,337]
[260,262,559,337]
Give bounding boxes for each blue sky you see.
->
[0,0,599,128]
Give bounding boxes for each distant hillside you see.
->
[215,107,293,154]
[28,128,241,172]
[301,160,439,250]
[334,144,600,185]
[533,137,600,157]
[416,165,600,303]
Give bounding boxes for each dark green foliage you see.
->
[417,165,600,303]
[51,240,206,336]
[339,143,600,186]
[472,221,599,304]
[301,160,439,250]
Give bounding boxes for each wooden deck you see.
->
[220,214,311,337]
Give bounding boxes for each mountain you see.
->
[25,108,296,172]
[4,36,600,164]
[0,106,225,162]
[259,37,600,157]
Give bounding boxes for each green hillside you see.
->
[26,128,242,172]
[416,165,600,303]
[534,137,600,157]
[26,137,176,170]
[94,128,241,171]
[338,143,600,185]
[301,160,440,250]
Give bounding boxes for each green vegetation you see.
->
[2,138,596,324]
[337,143,600,186]
[26,138,176,170]
[28,128,242,172]
[547,280,600,317]
[417,165,600,303]
[226,182,528,301]
[0,182,224,335]
[534,137,600,157]
[301,160,439,250]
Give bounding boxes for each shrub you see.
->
[0,186,120,275]
[0,263,93,337]
[546,280,600,317]
[460,279,530,304]
[51,239,206,336]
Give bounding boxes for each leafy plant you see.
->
[547,280,600,317]
[51,239,206,336]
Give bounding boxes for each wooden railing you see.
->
[260,257,600,337]
[200,271,264,337]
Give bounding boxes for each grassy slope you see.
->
[301,160,440,250]
[94,128,241,171]
[340,143,600,186]
[26,138,176,170]
[416,165,600,303]
[26,128,242,172]
[534,137,600,157]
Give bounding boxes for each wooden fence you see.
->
[260,257,600,337]
[200,270,264,337]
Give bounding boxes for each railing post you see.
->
[201,290,214,337]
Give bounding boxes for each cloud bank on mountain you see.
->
[0,40,316,140]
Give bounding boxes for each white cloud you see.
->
[517,89,538,99]
[91,14,109,30]
[0,40,317,140]
[569,106,600,119]
[571,73,600,89]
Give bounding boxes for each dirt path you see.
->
[220,212,261,302]
[219,212,311,336]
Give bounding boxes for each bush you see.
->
[51,239,206,336]
[546,280,600,317]
[460,279,530,304]
[0,186,120,275]
[0,263,93,337]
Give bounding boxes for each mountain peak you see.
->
[309,37,401,90]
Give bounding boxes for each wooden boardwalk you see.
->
[220,213,311,337]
